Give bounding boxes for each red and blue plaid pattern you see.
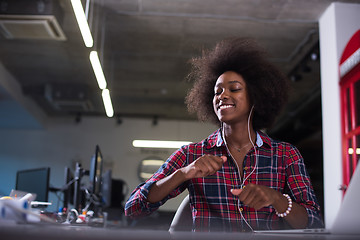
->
[125,129,323,231]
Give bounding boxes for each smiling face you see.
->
[213,71,252,125]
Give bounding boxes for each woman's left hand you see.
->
[231,183,282,210]
[231,183,309,229]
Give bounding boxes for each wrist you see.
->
[175,168,189,181]
[275,194,293,218]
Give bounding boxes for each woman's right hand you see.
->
[181,155,227,180]
[147,155,226,203]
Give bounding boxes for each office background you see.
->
[0,115,217,212]
[0,0,359,229]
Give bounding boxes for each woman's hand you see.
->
[181,155,227,180]
[231,183,281,210]
[147,155,226,203]
[231,183,309,228]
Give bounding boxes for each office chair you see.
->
[169,195,192,232]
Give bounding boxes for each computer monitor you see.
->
[15,167,50,202]
[89,145,103,197]
[101,170,127,209]
[110,178,127,208]
[63,166,74,208]
[101,169,112,208]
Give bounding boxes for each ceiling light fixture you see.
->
[141,160,165,166]
[102,89,114,118]
[71,1,114,118]
[89,51,107,89]
[70,0,93,48]
[132,140,192,149]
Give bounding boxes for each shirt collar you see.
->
[210,128,269,149]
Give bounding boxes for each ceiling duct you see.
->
[0,14,66,40]
[45,84,94,112]
[0,0,66,40]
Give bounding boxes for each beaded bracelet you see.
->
[275,194,293,218]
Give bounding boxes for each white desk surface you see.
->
[0,222,359,240]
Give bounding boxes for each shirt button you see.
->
[240,208,243,212]
[244,167,248,170]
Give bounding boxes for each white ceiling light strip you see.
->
[72,1,114,118]
[89,51,114,117]
[89,51,107,89]
[132,140,192,149]
[70,0,93,48]
[102,89,114,117]
[141,160,166,166]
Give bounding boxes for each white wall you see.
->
[0,116,217,212]
[319,2,360,228]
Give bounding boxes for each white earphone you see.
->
[222,104,257,231]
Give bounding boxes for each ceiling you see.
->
[0,0,358,143]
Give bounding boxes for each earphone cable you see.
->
[222,105,257,231]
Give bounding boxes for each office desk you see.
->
[1,223,359,240]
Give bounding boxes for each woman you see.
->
[125,38,323,232]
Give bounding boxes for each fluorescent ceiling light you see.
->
[102,89,114,118]
[140,172,154,179]
[141,160,165,166]
[71,0,93,48]
[132,140,192,149]
[90,51,107,89]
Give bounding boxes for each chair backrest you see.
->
[169,195,192,232]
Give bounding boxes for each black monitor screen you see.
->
[89,145,103,196]
[16,167,50,202]
[63,166,74,208]
[101,169,112,208]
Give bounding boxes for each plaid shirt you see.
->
[125,129,324,231]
